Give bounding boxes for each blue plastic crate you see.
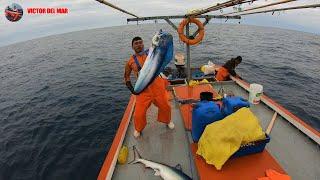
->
[231,134,270,158]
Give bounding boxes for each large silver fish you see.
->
[134,30,173,94]
[130,146,192,180]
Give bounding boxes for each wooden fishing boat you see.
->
[97,75,320,180]
[93,1,320,179]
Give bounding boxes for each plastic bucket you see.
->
[249,84,263,104]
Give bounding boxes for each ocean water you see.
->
[0,24,319,180]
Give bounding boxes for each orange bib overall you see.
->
[124,52,171,132]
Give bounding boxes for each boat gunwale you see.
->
[97,96,136,180]
[230,76,320,145]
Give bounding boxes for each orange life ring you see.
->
[177,18,205,45]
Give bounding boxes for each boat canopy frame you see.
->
[127,15,241,82]
[95,0,320,82]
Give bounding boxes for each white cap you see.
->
[174,53,185,65]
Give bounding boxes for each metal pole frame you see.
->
[127,15,241,83]
[238,3,320,16]
[127,15,241,22]
[186,20,191,83]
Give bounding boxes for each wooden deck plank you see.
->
[112,101,196,180]
[173,84,218,100]
[179,104,193,130]
[191,143,286,180]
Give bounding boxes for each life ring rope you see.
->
[177,18,205,45]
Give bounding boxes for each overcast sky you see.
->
[0,0,319,47]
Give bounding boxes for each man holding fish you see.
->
[124,31,175,138]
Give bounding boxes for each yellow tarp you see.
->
[196,107,266,170]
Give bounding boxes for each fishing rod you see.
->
[238,3,320,16]
[186,0,259,16]
[95,0,139,18]
[223,0,297,15]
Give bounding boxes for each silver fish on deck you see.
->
[130,146,192,180]
[134,30,173,94]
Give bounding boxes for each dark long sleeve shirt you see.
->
[222,59,237,76]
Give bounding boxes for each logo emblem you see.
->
[5,3,23,22]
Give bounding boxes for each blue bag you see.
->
[222,96,250,116]
[192,101,225,142]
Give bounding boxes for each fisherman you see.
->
[124,36,174,138]
[160,53,186,80]
[216,56,243,81]
[173,52,187,78]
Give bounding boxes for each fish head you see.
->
[152,30,173,51]
[151,30,174,69]
[133,30,173,94]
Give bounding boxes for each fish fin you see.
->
[128,146,143,164]
[134,146,142,159]
[128,159,139,164]
[154,169,160,176]
[175,164,182,171]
